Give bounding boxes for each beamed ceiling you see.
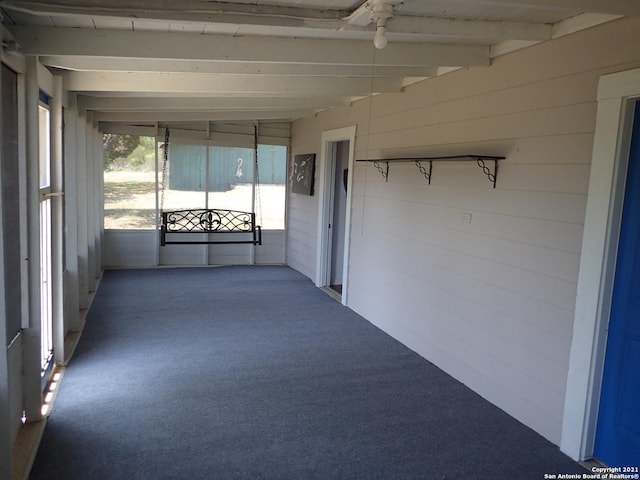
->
[0,0,636,132]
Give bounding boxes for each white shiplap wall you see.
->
[287,16,640,444]
[286,132,321,278]
[104,230,285,267]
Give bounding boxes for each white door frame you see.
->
[561,67,640,460]
[315,125,356,305]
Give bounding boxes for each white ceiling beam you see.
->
[387,15,551,41]
[462,0,640,16]
[490,13,622,58]
[550,13,623,39]
[61,71,405,96]
[3,1,553,42]
[98,124,158,136]
[9,26,490,67]
[77,95,349,112]
[93,110,313,122]
[0,0,349,22]
[41,56,438,78]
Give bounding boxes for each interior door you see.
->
[594,100,640,466]
[329,140,349,293]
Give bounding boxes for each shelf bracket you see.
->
[415,160,433,184]
[474,157,498,188]
[373,161,389,182]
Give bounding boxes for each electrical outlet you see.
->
[461,212,472,224]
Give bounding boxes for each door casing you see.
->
[315,126,356,305]
[562,67,640,461]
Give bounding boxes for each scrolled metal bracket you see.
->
[415,160,433,184]
[474,157,498,188]
[357,155,504,188]
[372,161,389,182]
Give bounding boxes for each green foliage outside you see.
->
[103,135,157,229]
[103,134,156,171]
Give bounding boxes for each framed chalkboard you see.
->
[291,153,316,196]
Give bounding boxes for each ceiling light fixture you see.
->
[344,0,403,49]
[371,0,394,49]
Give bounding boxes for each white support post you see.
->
[63,96,80,333]
[51,76,65,365]
[250,123,257,266]
[85,112,96,293]
[0,57,13,480]
[154,124,160,266]
[0,318,10,480]
[93,123,102,277]
[96,124,104,274]
[22,56,43,423]
[76,110,89,309]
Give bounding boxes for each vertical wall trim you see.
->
[51,76,65,365]
[314,125,357,306]
[63,98,80,333]
[76,110,89,309]
[342,134,357,306]
[96,124,103,273]
[0,58,14,480]
[18,70,29,333]
[22,57,42,423]
[562,67,640,460]
[154,124,160,266]
[94,124,103,275]
[85,113,96,292]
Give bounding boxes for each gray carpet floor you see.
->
[29,265,586,479]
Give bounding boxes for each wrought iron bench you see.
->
[160,209,262,246]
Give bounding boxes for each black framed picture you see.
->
[291,153,316,196]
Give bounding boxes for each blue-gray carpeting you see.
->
[30,266,585,479]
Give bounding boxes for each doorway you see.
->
[561,67,640,462]
[329,141,349,295]
[593,100,640,466]
[315,126,356,304]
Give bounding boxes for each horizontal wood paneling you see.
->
[105,229,285,267]
[288,16,640,445]
[255,230,285,264]
[104,230,157,267]
[286,179,318,278]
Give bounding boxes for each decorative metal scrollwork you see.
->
[165,209,253,233]
[358,154,503,187]
[415,160,433,184]
[475,158,498,189]
[372,161,389,182]
[160,208,261,246]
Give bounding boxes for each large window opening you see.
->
[38,94,53,381]
[103,135,156,229]
[103,135,287,231]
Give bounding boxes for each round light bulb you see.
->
[374,26,387,49]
